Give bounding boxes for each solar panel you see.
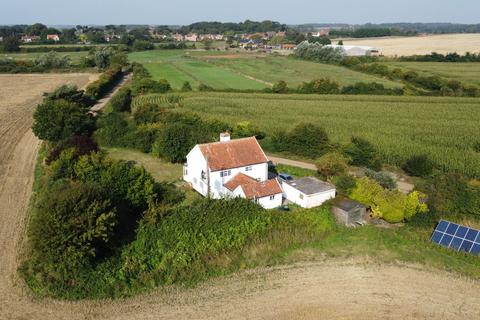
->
[431,220,480,256]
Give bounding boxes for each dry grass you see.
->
[342,33,480,56]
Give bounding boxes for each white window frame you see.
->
[220,170,231,178]
[270,195,275,200]
[245,166,252,172]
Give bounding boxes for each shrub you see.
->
[43,85,94,107]
[294,41,345,63]
[125,123,162,153]
[272,123,330,158]
[95,113,132,146]
[316,152,349,179]
[153,122,209,163]
[32,99,96,143]
[34,51,71,69]
[343,136,382,171]
[132,103,167,124]
[341,82,403,95]
[272,80,288,93]
[132,40,155,51]
[46,135,99,165]
[132,78,171,95]
[350,177,428,223]
[402,154,433,177]
[364,169,397,190]
[331,174,356,195]
[85,65,123,100]
[234,121,265,139]
[109,87,132,112]
[181,81,193,92]
[198,83,214,91]
[297,78,340,94]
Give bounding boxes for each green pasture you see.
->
[1,51,88,63]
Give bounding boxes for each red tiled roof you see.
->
[199,137,268,171]
[224,173,283,199]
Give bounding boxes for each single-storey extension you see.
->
[282,177,336,209]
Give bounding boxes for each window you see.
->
[299,194,304,200]
[201,170,207,181]
[220,170,231,177]
[245,166,252,172]
[270,195,275,200]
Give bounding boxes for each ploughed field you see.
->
[143,92,480,177]
[128,50,402,90]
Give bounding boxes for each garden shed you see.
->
[332,199,368,227]
[282,177,336,208]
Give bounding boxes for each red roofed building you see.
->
[47,34,60,42]
[183,133,283,209]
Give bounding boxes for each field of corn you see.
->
[154,91,479,177]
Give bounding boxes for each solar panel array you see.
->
[431,220,480,256]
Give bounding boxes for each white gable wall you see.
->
[282,182,336,208]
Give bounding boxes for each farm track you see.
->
[1,74,480,319]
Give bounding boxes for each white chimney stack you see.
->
[220,132,231,142]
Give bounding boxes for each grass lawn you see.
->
[173,91,480,178]
[129,50,266,90]
[381,61,480,87]
[105,147,183,183]
[203,55,404,88]
[1,51,89,63]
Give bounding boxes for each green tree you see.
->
[32,99,95,142]
[181,81,193,92]
[272,80,288,93]
[344,136,382,170]
[402,154,433,177]
[316,152,349,179]
[1,37,20,52]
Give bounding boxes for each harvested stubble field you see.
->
[175,92,480,177]
[343,33,480,56]
[1,75,480,320]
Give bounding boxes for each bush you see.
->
[131,78,171,96]
[132,40,155,51]
[341,82,403,95]
[95,113,132,146]
[198,83,214,91]
[331,174,356,195]
[46,135,99,165]
[85,65,123,100]
[43,85,94,107]
[294,41,345,63]
[297,78,340,94]
[272,123,330,158]
[32,99,96,143]
[402,154,433,177]
[350,177,428,223]
[364,168,397,190]
[234,121,265,139]
[181,81,193,92]
[34,51,71,69]
[132,103,167,124]
[343,136,382,171]
[272,80,288,93]
[109,87,132,112]
[316,152,349,179]
[153,122,209,163]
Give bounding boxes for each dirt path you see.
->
[1,75,479,319]
[268,155,317,171]
[90,73,132,114]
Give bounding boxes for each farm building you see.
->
[326,44,380,56]
[281,177,336,209]
[332,199,368,227]
[183,133,283,209]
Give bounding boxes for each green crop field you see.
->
[128,50,403,90]
[1,51,88,63]
[129,50,266,90]
[165,91,480,177]
[201,55,404,88]
[381,62,480,86]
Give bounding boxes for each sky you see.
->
[1,0,479,25]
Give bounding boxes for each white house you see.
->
[184,33,198,42]
[282,177,336,209]
[183,133,283,209]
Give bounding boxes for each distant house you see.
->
[46,34,60,42]
[332,199,367,227]
[184,33,198,42]
[0,37,3,42]
[172,33,184,41]
[311,28,330,37]
[281,43,296,50]
[281,177,336,208]
[21,35,41,43]
[183,133,283,209]
[326,44,380,56]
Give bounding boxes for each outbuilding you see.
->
[281,177,336,208]
[332,199,368,227]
